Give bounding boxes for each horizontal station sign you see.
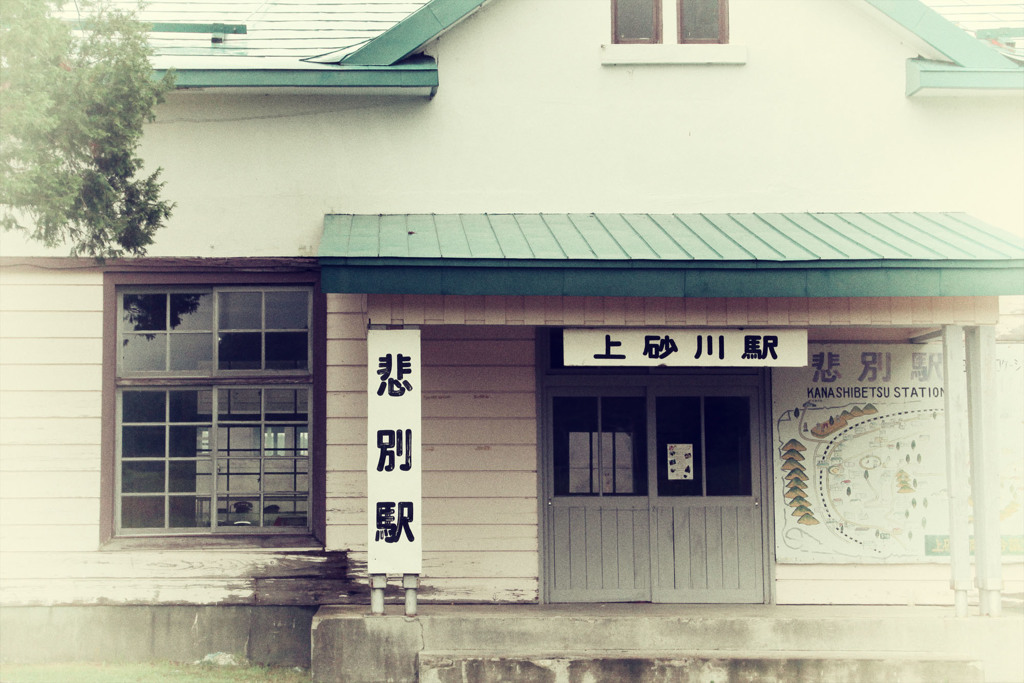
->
[563,328,808,368]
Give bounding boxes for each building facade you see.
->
[1,0,1023,667]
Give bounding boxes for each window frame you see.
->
[100,266,326,548]
[677,0,729,45]
[611,0,662,45]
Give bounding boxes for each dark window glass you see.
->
[705,396,751,495]
[615,0,659,43]
[219,389,261,421]
[123,391,165,423]
[169,293,212,331]
[169,426,211,458]
[122,426,165,458]
[264,459,308,493]
[601,397,647,495]
[223,496,261,526]
[169,390,212,422]
[169,496,211,528]
[122,334,167,372]
[266,389,308,422]
[263,495,308,527]
[680,0,727,43]
[553,396,646,495]
[219,332,261,370]
[122,497,164,528]
[219,291,261,329]
[122,294,166,331]
[169,460,212,493]
[266,291,309,329]
[553,396,598,495]
[266,332,308,370]
[656,396,703,496]
[169,333,212,371]
[122,461,165,493]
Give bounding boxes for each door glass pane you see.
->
[553,396,646,496]
[705,396,751,496]
[600,397,647,495]
[553,397,598,495]
[656,396,702,496]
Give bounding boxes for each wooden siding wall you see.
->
[367,294,1000,328]
[0,265,350,607]
[326,293,539,602]
[0,266,104,557]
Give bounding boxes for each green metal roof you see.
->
[335,0,491,66]
[318,213,1024,298]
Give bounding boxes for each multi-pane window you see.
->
[116,287,312,534]
[612,0,729,45]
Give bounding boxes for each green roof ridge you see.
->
[341,0,491,66]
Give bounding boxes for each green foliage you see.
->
[0,0,174,257]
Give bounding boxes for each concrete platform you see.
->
[310,604,1024,683]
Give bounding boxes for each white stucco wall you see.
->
[3,0,1021,258]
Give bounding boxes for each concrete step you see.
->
[310,605,1024,683]
[418,650,983,683]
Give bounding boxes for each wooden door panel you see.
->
[652,502,763,603]
[549,502,649,602]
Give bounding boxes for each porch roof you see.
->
[317,212,1024,298]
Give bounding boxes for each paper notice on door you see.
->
[667,444,694,481]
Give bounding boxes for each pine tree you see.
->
[1,0,174,257]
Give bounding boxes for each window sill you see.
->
[600,43,747,66]
[102,533,323,551]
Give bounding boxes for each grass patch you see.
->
[0,661,310,683]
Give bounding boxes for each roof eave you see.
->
[152,57,438,94]
[906,59,1024,96]
[318,258,1024,298]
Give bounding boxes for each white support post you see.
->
[966,326,1002,616]
[942,325,972,617]
[403,573,419,616]
[370,574,387,615]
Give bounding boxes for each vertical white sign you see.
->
[367,329,422,575]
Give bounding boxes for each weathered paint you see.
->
[325,300,538,602]
[0,266,358,607]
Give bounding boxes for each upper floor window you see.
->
[612,0,729,45]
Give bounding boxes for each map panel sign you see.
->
[772,343,1023,563]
